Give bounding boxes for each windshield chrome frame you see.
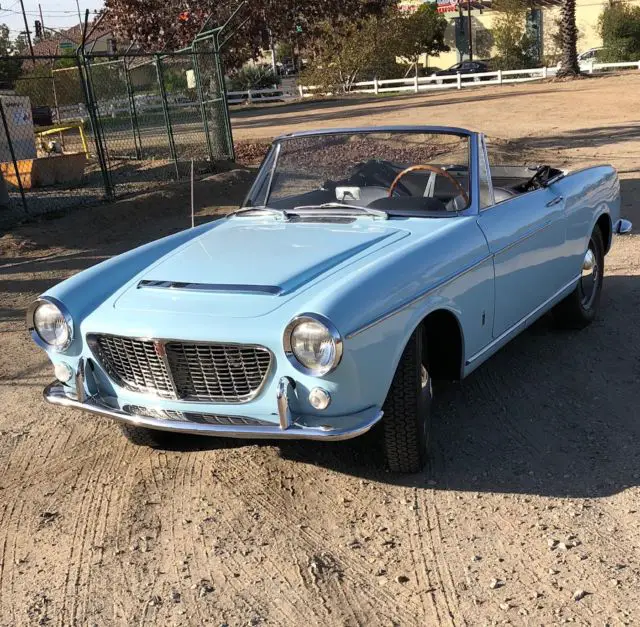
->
[242,126,481,217]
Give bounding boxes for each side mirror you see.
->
[615,219,633,235]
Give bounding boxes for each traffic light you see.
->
[34,20,42,39]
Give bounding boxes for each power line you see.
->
[0,7,97,15]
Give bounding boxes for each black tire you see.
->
[553,226,604,329]
[120,423,174,448]
[381,327,432,473]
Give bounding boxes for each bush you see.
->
[300,7,448,91]
[492,0,539,70]
[599,1,640,62]
[228,66,280,91]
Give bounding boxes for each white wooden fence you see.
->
[52,59,640,120]
[297,59,640,98]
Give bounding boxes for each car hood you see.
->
[112,217,411,318]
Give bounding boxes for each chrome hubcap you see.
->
[421,364,428,389]
[580,246,598,307]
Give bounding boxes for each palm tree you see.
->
[556,0,580,77]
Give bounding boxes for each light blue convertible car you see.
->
[29,126,631,472]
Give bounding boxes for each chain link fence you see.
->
[0,37,234,230]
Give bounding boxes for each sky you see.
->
[0,0,105,39]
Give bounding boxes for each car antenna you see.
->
[190,158,195,229]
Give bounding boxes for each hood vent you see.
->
[137,280,282,295]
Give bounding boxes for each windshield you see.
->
[244,130,471,215]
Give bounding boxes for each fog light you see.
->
[309,387,331,410]
[54,362,73,383]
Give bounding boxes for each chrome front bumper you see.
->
[43,378,383,442]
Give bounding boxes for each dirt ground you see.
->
[1,73,640,626]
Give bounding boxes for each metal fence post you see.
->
[212,37,235,161]
[542,66,548,79]
[155,54,180,178]
[123,60,142,159]
[374,77,379,95]
[77,54,114,198]
[414,74,419,93]
[0,99,28,215]
[192,48,215,163]
[498,69,503,85]
[456,72,462,89]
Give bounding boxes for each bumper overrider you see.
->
[43,361,383,441]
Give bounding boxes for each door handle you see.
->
[546,196,564,207]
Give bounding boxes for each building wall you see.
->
[403,0,640,71]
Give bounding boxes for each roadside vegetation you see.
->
[598,0,640,62]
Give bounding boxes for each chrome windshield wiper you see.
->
[229,206,290,220]
[292,203,388,220]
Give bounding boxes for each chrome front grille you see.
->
[88,334,272,403]
[165,342,272,402]
[90,335,174,396]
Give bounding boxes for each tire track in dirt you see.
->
[0,497,25,626]
[78,434,132,625]
[180,450,293,625]
[404,487,448,626]
[422,496,464,626]
[209,449,422,624]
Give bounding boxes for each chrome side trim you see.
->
[491,217,557,257]
[345,254,492,339]
[137,280,282,295]
[43,382,383,442]
[465,274,580,366]
[277,376,295,430]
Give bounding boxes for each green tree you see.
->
[492,0,538,70]
[103,0,395,68]
[599,0,640,62]
[300,11,406,91]
[0,24,23,88]
[394,4,449,77]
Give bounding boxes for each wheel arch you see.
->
[419,308,465,381]
[376,306,465,407]
[595,212,612,254]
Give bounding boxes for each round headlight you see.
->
[29,299,73,350]
[284,314,343,376]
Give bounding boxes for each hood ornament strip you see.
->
[137,280,282,296]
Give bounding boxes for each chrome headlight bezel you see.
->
[27,296,74,352]
[283,313,343,376]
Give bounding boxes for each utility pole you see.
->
[467,0,473,61]
[39,4,45,37]
[18,0,35,62]
[75,0,83,27]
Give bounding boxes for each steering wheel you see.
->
[523,165,552,191]
[388,164,470,207]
